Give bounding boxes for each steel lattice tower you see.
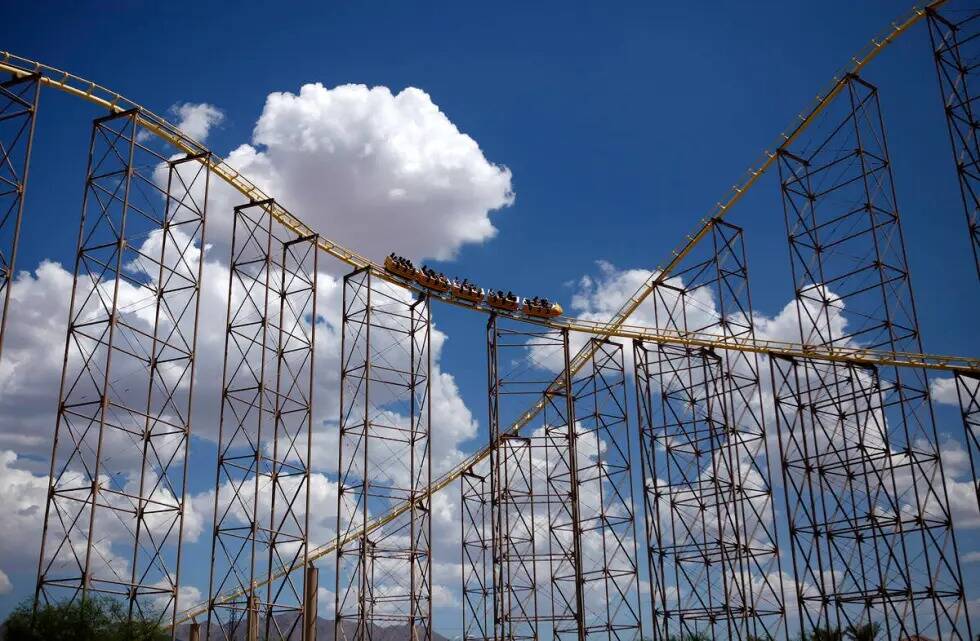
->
[35,109,210,636]
[335,268,432,641]
[775,73,970,640]
[486,316,584,641]
[206,200,318,641]
[928,4,980,282]
[0,72,40,361]
[571,338,644,641]
[633,220,784,641]
[461,457,493,641]
[954,372,980,510]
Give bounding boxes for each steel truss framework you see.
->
[35,109,209,634]
[486,316,583,641]
[480,320,644,641]
[633,220,784,641]
[955,372,980,510]
[335,268,432,641]
[206,200,318,641]
[461,457,493,641]
[0,72,40,360]
[570,338,643,641]
[776,73,970,639]
[928,4,980,281]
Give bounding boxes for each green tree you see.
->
[800,627,844,641]
[2,597,168,641]
[845,622,880,641]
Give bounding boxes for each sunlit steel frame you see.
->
[570,338,643,641]
[633,220,784,641]
[776,73,970,640]
[35,110,209,637]
[955,372,980,511]
[206,200,318,641]
[487,315,584,641]
[264,230,318,641]
[0,72,40,361]
[461,459,492,641]
[335,267,432,641]
[927,6,980,282]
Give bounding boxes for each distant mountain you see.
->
[174,615,450,641]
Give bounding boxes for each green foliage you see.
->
[844,622,881,641]
[798,627,844,641]
[2,597,168,641]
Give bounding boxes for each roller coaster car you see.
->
[384,255,416,280]
[451,281,485,304]
[523,300,564,318]
[415,269,451,293]
[486,292,520,312]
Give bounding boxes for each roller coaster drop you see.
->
[2,1,980,639]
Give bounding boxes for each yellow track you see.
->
[0,0,967,625]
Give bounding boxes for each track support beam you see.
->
[335,269,432,641]
[927,6,980,282]
[35,110,208,637]
[206,200,317,641]
[0,72,40,361]
[633,220,784,641]
[777,73,970,640]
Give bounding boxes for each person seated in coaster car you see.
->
[414,264,451,292]
[451,277,484,303]
[523,295,564,318]
[385,253,416,279]
[487,289,520,312]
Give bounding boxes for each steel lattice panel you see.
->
[36,110,209,635]
[776,73,970,640]
[335,268,432,641]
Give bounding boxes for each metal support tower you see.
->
[206,200,317,641]
[461,458,492,641]
[954,372,980,510]
[265,230,318,640]
[927,5,980,282]
[35,110,209,635]
[0,72,40,361]
[633,220,784,641]
[571,338,643,640]
[335,268,432,641]
[776,73,970,639]
[487,315,584,641]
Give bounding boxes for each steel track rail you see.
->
[0,0,965,624]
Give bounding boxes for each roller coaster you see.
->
[2,0,979,640]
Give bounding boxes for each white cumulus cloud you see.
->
[172,102,225,143]
[207,83,513,262]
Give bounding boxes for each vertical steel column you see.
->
[335,269,431,641]
[264,233,318,641]
[461,460,492,641]
[954,372,980,510]
[0,72,40,361]
[304,564,319,641]
[776,73,970,640]
[571,338,643,640]
[632,220,784,641]
[487,315,584,641]
[207,200,276,641]
[35,110,208,636]
[927,6,980,281]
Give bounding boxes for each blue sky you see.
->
[1,0,979,637]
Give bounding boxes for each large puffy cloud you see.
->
[207,83,513,263]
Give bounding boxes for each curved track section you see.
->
[0,0,970,625]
